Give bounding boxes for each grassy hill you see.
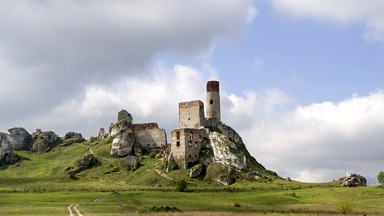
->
[1,139,384,215]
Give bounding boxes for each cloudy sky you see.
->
[1,0,384,184]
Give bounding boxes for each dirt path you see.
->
[67,196,104,215]
[67,204,74,216]
[74,204,84,216]
[154,167,173,180]
[67,204,83,216]
[90,196,105,203]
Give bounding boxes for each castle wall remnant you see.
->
[133,123,167,152]
[170,80,222,169]
[171,128,206,168]
[110,110,166,156]
[179,100,205,129]
[206,81,221,121]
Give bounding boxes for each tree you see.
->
[377,171,384,186]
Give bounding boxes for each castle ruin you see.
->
[170,81,221,168]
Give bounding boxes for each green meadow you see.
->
[1,140,384,215]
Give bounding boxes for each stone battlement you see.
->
[179,100,203,109]
[132,123,159,131]
[206,80,219,92]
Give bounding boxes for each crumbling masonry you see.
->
[170,81,221,169]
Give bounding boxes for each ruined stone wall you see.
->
[132,123,159,131]
[134,128,167,151]
[179,100,205,129]
[171,128,206,168]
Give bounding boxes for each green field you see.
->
[1,141,384,215]
[1,187,384,215]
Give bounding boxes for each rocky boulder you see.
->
[121,155,140,171]
[341,172,367,187]
[204,163,237,185]
[62,132,84,146]
[98,128,108,139]
[8,127,32,150]
[74,154,98,171]
[31,129,59,153]
[109,110,142,157]
[65,154,98,179]
[190,164,203,178]
[0,132,18,166]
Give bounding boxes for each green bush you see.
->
[149,152,156,159]
[336,200,353,215]
[175,179,188,192]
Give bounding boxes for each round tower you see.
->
[206,80,221,121]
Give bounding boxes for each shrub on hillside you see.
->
[175,179,188,192]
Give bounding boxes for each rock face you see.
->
[0,132,18,166]
[199,121,267,185]
[208,132,246,170]
[31,129,59,153]
[8,127,32,150]
[109,110,142,157]
[341,172,367,187]
[62,132,84,146]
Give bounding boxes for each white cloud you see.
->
[247,6,258,24]
[272,0,384,43]
[0,0,252,131]
[240,90,384,183]
[17,63,206,137]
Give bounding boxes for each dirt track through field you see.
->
[67,204,74,216]
[154,167,173,180]
[68,204,84,216]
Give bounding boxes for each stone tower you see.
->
[206,80,221,121]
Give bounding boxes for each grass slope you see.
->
[1,140,384,215]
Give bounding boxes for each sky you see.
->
[1,0,384,184]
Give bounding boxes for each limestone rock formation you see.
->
[62,132,84,146]
[189,164,203,178]
[98,128,108,139]
[204,163,237,186]
[197,121,267,184]
[65,154,98,178]
[74,154,98,171]
[8,127,32,150]
[31,129,59,153]
[208,132,246,170]
[341,172,367,187]
[0,132,18,166]
[121,155,140,171]
[109,110,142,157]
